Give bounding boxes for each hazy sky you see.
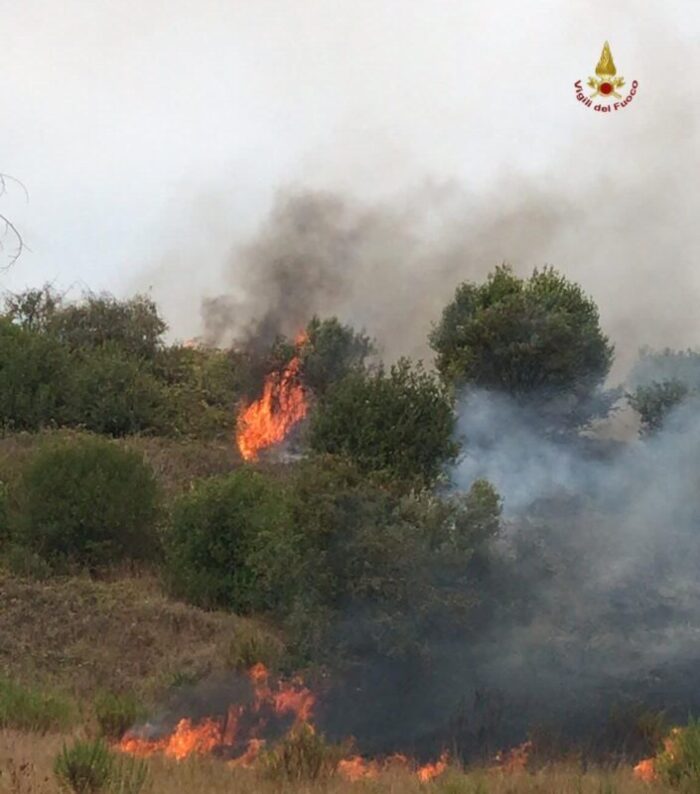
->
[2,1,699,357]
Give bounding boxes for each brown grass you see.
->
[0,730,679,794]
[0,431,242,497]
[0,570,275,704]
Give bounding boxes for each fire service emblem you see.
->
[574,41,638,113]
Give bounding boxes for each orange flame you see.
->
[117,662,448,781]
[633,727,682,783]
[117,664,314,763]
[491,740,533,774]
[417,751,449,782]
[236,333,309,461]
[118,717,221,760]
[337,752,448,782]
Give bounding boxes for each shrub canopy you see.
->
[14,436,160,570]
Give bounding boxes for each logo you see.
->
[574,41,638,113]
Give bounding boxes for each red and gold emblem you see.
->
[587,41,625,99]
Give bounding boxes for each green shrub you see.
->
[14,436,160,571]
[163,469,299,613]
[95,693,147,740]
[656,720,700,789]
[54,740,114,794]
[260,723,345,781]
[284,458,500,662]
[69,346,168,437]
[0,676,75,733]
[308,358,458,486]
[0,318,74,431]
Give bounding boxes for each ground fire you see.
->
[236,332,309,460]
[116,663,449,781]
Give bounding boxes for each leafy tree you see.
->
[13,436,160,571]
[429,266,614,423]
[0,319,73,431]
[299,316,374,396]
[308,359,457,485]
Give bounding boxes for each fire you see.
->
[117,664,314,763]
[117,662,448,781]
[633,727,682,783]
[417,751,449,782]
[118,717,221,760]
[236,333,309,461]
[633,757,656,782]
[491,740,532,774]
[337,752,448,782]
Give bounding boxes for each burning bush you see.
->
[163,469,299,613]
[12,436,160,572]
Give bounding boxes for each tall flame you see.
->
[595,41,617,77]
[236,333,309,461]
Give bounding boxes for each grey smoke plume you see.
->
[434,389,700,751]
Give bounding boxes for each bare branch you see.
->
[0,173,29,270]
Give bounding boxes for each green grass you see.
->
[0,676,76,733]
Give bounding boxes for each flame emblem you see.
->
[588,42,625,98]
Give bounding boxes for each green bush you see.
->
[69,346,168,437]
[0,319,73,431]
[95,693,147,740]
[14,436,160,571]
[284,458,501,661]
[54,740,114,794]
[656,720,700,789]
[627,380,691,435]
[163,469,299,613]
[308,358,458,486]
[0,676,75,733]
[260,723,345,781]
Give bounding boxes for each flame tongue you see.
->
[236,333,309,461]
[117,663,315,762]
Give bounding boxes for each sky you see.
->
[2,0,699,364]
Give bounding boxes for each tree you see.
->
[308,358,458,485]
[299,316,374,396]
[429,266,614,424]
[0,318,73,431]
[286,457,502,661]
[4,288,167,360]
[627,348,700,434]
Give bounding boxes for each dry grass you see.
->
[0,570,274,703]
[0,431,242,497]
[0,730,679,794]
